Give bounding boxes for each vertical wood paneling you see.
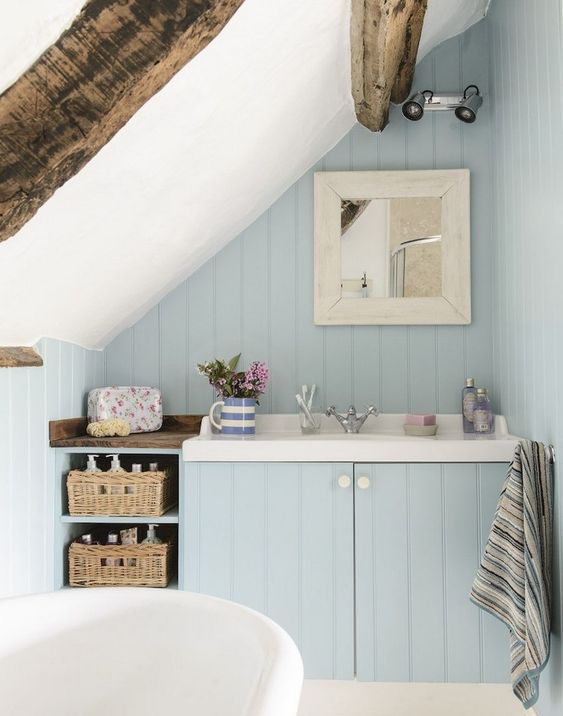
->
[185,461,354,679]
[355,462,510,683]
[409,464,446,681]
[28,361,47,590]
[295,164,326,405]
[186,261,215,412]
[71,345,85,417]
[10,370,30,595]
[214,240,242,361]
[266,464,301,643]
[356,464,410,681]
[232,463,266,612]
[132,305,160,388]
[105,23,495,419]
[59,341,73,417]
[197,462,233,599]
[105,329,133,386]
[269,189,297,412]
[0,338,102,598]
[487,2,563,712]
[159,282,188,413]
[240,215,269,414]
[443,463,481,682]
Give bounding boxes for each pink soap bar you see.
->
[405,413,436,426]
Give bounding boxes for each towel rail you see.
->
[547,445,556,464]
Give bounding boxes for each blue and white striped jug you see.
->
[209,397,256,435]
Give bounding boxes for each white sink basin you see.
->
[182,414,519,464]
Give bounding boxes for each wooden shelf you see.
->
[60,507,179,524]
[49,414,202,449]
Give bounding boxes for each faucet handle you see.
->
[365,405,380,416]
[326,405,337,417]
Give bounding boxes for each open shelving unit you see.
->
[50,416,201,591]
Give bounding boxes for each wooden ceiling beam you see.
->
[0,347,43,368]
[0,0,245,243]
[351,0,428,132]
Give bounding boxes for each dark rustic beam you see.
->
[0,347,43,367]
[0,0,245,243]
[351,0,428,132]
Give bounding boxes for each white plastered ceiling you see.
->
[0,0,489,349]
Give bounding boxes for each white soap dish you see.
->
[403,424,438,437]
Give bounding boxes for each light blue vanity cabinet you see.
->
[354,463,510,683]
[184,462,355,679]
[184,459,511,683]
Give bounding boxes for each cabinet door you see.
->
[184,462,355,679]
[354,463,510,683]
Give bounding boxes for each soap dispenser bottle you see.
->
[473,388,495,434]
[462,378,477,433]
[142,524,163,545]
[106,454,124,494]
[106,454,124,472]
[85,454,101,472]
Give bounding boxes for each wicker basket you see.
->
[69,541,173,587]
[67,470,174,516]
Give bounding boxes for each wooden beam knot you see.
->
[351,0,428,132]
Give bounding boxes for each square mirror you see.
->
[314,170,470,325]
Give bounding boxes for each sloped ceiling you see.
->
[0,0,489,349]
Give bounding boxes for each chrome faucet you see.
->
[325,405,380,433]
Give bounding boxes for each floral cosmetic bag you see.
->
[87,386,163,433]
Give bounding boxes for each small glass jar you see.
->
[297,385,322,435]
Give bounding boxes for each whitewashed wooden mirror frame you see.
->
[314,169,471,325]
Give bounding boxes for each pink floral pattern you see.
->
[87,386,163,433]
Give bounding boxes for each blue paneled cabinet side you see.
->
[184,462,355,679]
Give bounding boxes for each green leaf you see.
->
[227,353,241,372]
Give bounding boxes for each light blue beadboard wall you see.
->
[105,20,495,416]
[487,1,563,713]
[0,339,104,598]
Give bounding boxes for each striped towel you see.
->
[470,440,553,708]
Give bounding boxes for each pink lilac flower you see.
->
[243,361,269,395]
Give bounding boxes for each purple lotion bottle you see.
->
[462,378,477,433]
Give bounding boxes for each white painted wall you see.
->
[0,338,104,598]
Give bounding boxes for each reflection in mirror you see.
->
[340,197,442,298]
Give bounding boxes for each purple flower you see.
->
[198,355,269,402]
[243,361,269,395]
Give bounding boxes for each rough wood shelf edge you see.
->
[49,415,203,449]
[0,347,43,367]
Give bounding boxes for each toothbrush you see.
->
[302,384,308,404]
[296,394,315,427]
[307,384,316,411]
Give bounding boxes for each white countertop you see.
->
[182,414,519,464]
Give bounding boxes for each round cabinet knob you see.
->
[337,474,352,489]
[357,476,371,490]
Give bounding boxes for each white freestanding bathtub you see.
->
[0,588,303,716]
